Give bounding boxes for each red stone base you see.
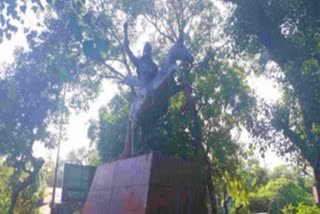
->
[83,152,207,214]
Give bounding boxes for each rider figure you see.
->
[123,22,158,93]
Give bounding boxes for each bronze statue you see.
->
[120,22,194,158]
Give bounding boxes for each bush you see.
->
[282,203,320,214]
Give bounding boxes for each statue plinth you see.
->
[83,152,207,214]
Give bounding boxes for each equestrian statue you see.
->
[120,21,194,158]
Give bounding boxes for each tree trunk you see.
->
[223,201,229,214]
[8,192,19,214]
[8,158,44,214]
[181,69,218,212]
[206,166,218,214]
[314,162,320,204]
[223,187,230,214]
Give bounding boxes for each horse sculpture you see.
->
[120,34,194,158]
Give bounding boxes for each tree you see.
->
[0,159,46,213]
[88,91,132,162]
[65,147,101,166]
[228,0,320,200]
[0,58,57,213]
[234,159,316,213]
[250,177,313,213]
[0,1,106,211]
[0,0,45,43]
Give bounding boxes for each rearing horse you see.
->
[121,36,194,158]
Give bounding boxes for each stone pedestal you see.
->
[83,152,207,214]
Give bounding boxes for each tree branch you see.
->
[103,62,124,78]
[169,0,182,33]
[283,127,314,164]
[108,26,133,76]
[99,74,122,80]
[166,20,178,40]
[144,15,176,43]
[22,164,32,175]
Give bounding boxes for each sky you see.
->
[0,3,286,169]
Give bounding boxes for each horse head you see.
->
[168,36,194,65]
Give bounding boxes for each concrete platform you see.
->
[83,152,207,214]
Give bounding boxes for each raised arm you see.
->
[123,22,139,66]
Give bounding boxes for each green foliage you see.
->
[232,160,317,214]
[0,162,13,210]
[0,1,109,211]
[0,160,46,213]
[247,168,315,213]
[0,0,44,42]
[283,203,320,214]
[229,0,320,198]
[65,147,101,166]
[296,203,320,214]
[223,171,249,208]
[41,159,56,187]
[262,178,311,212]
[89,92,132,162]
[113,0,155,18]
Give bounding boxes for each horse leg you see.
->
[120,121,132,158]
[130,122,137,156]
[141,123,152,153]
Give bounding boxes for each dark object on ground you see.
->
[53,164,96,214]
